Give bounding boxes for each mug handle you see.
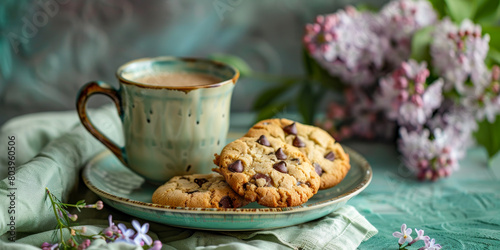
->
[76,81,127,165]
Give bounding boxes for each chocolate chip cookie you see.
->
[245,119,350,190]
[152,173,249,208]
[213,136,320,207]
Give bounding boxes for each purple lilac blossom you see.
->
[132,220,153,246]
[375,0,437,67]
[102,215,120,239]
[419,238,442,250]
[431,18,490,94]
[412,228,430,244]
[462,66,500,123]
[427,105,477,155]
[151,240,163,250]
[398,126,461,181]
[376,59,443,128]
[303,6,384,86]
[41,242,59,250]
[115,223,136,244]
[392,223,413,244]
[346,87,396,140]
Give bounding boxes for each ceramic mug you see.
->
[76,57,239,183]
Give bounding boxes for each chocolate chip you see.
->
[296,181,311,187]
[293,136,306,147]
[291,158,301,165]
[194,178,208,187]
[314,163,323,176]
[324,151,335,161]
[257,135,271,146]
[254,173,271,186]
[273,161,288,173]
[275,148,287,160]
[283,122,297,135]
[228,160,244,173]
[219,196,233,208]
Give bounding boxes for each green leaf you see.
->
[302,47,315,78]
[410,26,435,64]
[474,115,500,160]
[483,26,500,67]
[302,47,345,91]
[473,0,500,24]
[298,83,314,125]
[444,0,475,22]
[255,102,289,122]
[428,0,447,18]
[486,47,500,67]
[252,79,296,110]
[483,26,500,51]
[356,3,380,12]
[297,81,325,125]
[208,53,252,77]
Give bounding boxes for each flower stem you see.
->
[46,188,67,247]
[399,243,409,250]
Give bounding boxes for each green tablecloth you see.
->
[0,106,377,250]
[349,142,500,249]
[1,105,499,249]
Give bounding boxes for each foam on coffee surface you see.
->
[135,73,222,87]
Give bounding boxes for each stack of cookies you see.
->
[152,118,351,208]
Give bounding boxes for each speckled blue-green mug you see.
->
[76,57,239,184]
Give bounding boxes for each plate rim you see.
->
[82,146,372,215]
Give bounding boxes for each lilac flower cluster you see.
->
[311,0,439,141]
[43,188,162,250]
[311,0,500,181]
[462,65,500,123]
[98,215,162,249]
[393,18,498,180]
[304,0,436,87]
[376,60,443,128]
[393,224,441,250]
[431,18,490,94]
[303,6,384,86]
[42,215,162,250]
[376,0,437,67]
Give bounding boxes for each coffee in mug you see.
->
[76,57,239,184]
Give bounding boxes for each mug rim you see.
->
[116,56,240,90]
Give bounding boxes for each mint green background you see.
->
[0,0,389,125]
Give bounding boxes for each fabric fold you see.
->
[0,105,122,235]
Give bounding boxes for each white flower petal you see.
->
[398,237,406,244]
[393,232,404,238]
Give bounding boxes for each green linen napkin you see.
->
[0,105,377,249]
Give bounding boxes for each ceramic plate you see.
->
[82,146,372,231]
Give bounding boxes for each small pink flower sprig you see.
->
[43,188,162,250]
[393,224,441,250]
